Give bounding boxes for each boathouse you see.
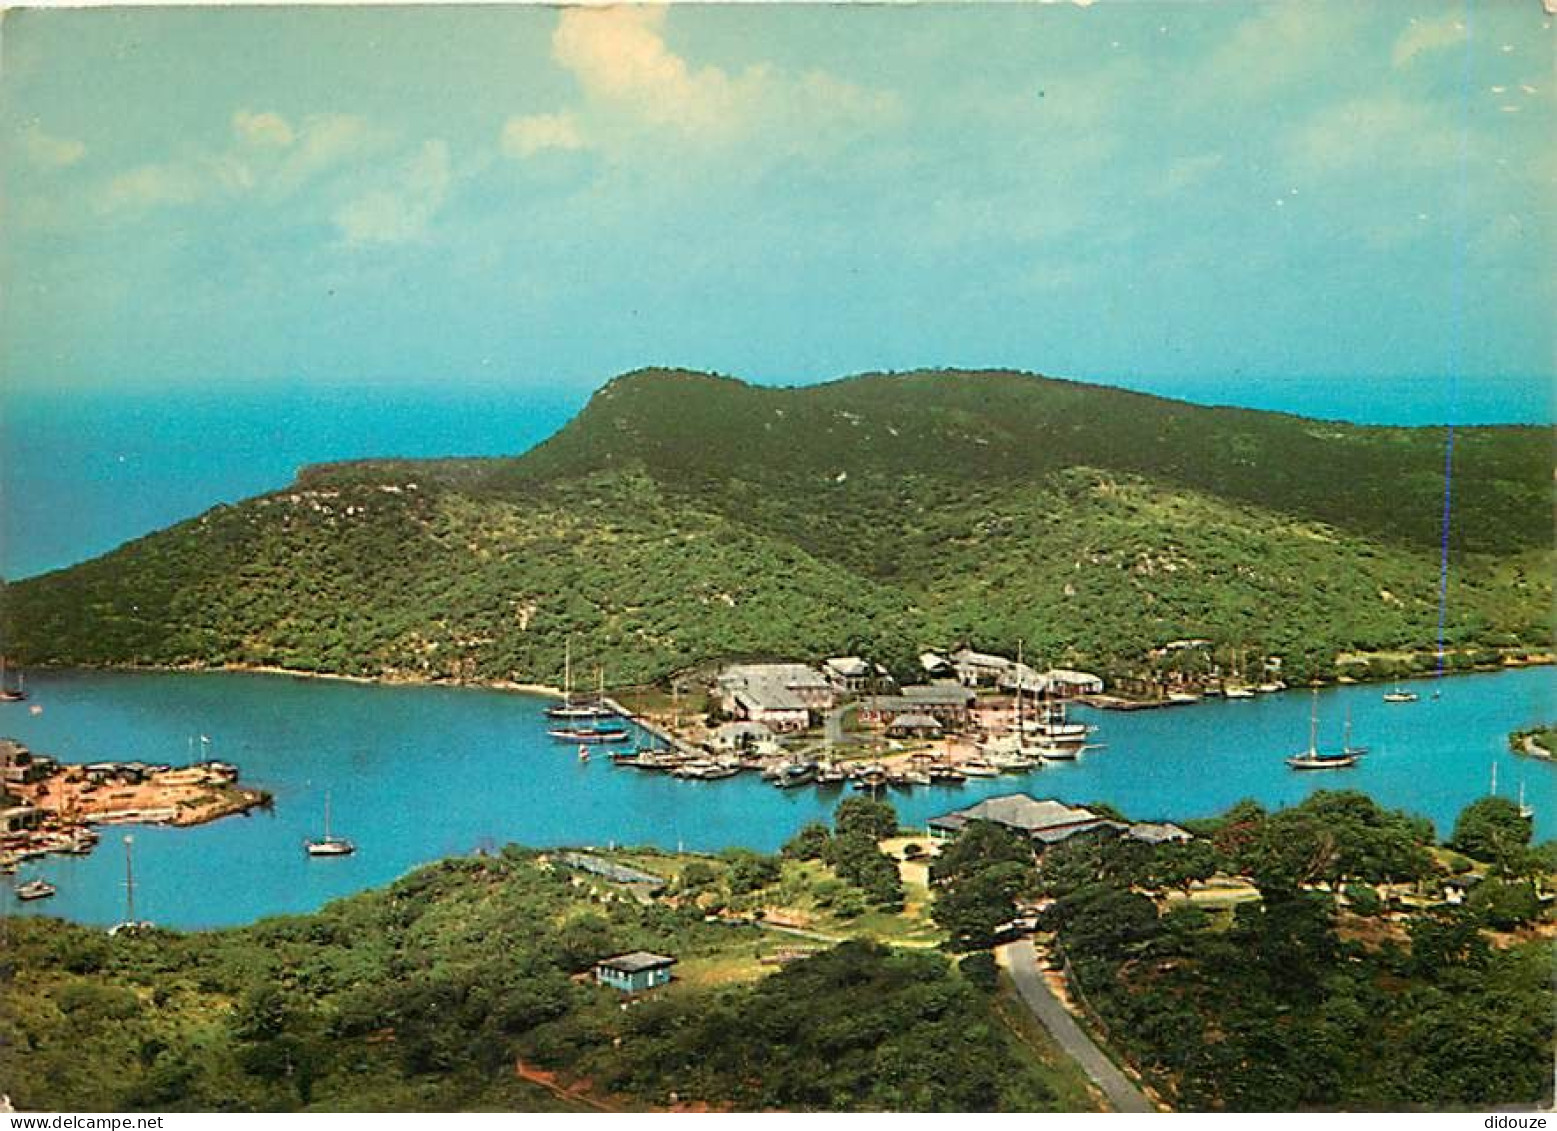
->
[594,951,677,993]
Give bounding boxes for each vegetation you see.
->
[3,368,1550,686]
[1027,791,1555,1110]
[0,847,1061,1112]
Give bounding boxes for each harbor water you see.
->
[1,665,1551,929]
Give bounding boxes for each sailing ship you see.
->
[1286,690,1361,770]
[305,792,355,856]
[0,657,27,703]
[1340,705,1369,757]
[548,723,631,743]
[545,642,618,721]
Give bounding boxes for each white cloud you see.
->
[20,124,86,169]
[501,112,586,158]
[551,6,750,134]
[1288,96,1463,176]
[334,139,452,247]
[99,163,205,212]
[1392,15,1466,68]
[274,114,384,192]
[538,5,895,150]
[1199,6,1362,102]
[95,111,386,214]
[232,110,295,149]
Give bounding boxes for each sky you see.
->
[0,2,1553,578]
[2,1,1552,401]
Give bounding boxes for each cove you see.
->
[1,665,1550,929]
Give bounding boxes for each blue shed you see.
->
[594,951,677,993]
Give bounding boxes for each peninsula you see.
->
[1,369,1549,693]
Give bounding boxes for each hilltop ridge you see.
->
[2,367,1549,686]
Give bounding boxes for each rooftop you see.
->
[597,951,678,974]
[929,794,1102,835]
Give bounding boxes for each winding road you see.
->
[996,939,1156,1114]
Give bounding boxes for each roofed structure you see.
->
[928,794,1117,845]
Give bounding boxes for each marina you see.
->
[0,664,1550,929]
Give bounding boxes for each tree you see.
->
[833,796,898,843]
[1465,879,1542,931]
[933,861,1030,951]
[782,822,832,861]
[825,832,904,910]
[721,849,781,894]
[1148,839,1219,897]
[1449,797,1533,872]
[930,821,1032,886]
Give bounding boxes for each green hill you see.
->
[2,368,1550,685]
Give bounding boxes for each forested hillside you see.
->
[3,369,1549,685]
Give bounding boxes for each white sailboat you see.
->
[1286,690,1360,770]
[546,640,617,721]
[1383,678,1418,703]
[306,791,355,857]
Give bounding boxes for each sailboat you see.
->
[549,667,630,742]
[1286,690,1361,770]
[1224,648,1256,699]
[1518,781,1534,820]
[305,792,355,857]
[0,657,27,703]
[546,641,618,721]
[1382,685,1418,703]
[1340,705,1368,757]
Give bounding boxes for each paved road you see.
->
[997,939,1156,1113]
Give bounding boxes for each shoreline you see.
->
[19,660,567,701]
[13,653,1551,705]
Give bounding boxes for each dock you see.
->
[601,697,703,757]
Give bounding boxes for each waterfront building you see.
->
[886,712,942,738]
[860,684,975,728]
[716,663,834,731]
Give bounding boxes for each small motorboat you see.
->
[16,879,56,901]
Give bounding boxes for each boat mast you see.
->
[1307,690,1319,756]
[563,639,573,705]
[1015,639,1025,735]
[123,835,136,924]
[324,791,333,841]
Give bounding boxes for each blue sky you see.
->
[2,1,1552,409]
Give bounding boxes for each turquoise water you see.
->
[1,665,1551,929]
